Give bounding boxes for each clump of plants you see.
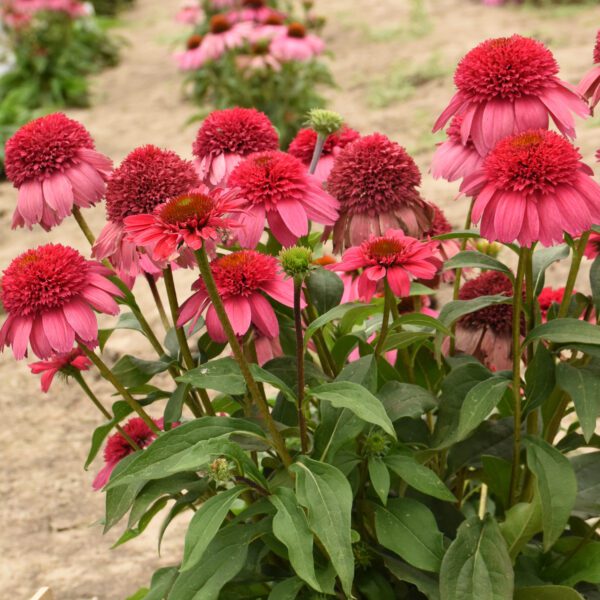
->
[4,31,600,600]
[173,0,332,146]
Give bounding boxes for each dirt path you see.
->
[1,1,600,598]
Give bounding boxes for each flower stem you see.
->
[145,274,170,332]
[558,231,590,319]
[308,133,327,175]
[509,247,527,506]
[78,344,160,435]
[294,277,309,453]
[195,247,292,466]
[72,206,96,245]
[375,285,392,356]
[72,371,140,451]
[303,288,337,377]
[162,266,212,417]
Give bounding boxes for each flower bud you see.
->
[306,108,344,136]
[280,246,314,279]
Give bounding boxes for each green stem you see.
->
[195,248,292,467]
[72,371,140,450]
[78,344,160,435]
[145,274,170,332]
[375,285,392,356]
[72,206,96,245]
[308,133,327,175]
[558,231,590,319]
[509,248,527,506]
[303,289,337,377]
[294,278,309,454]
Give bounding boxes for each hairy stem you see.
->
[308,133,327,175]
[145,274,171,332]
[72,206,96,245]
[294,278,309,453]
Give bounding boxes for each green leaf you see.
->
[250,364,296,402]
[532,244,570,296]
[590,254,600,313]
[142,566,179,600]
[114,497,168,547]
[164,383,189,428]
[309,381,396,439]
[177,358,246,395]
[524,436,577,551]
[524,319,600,347]
[112,355,173,387]
[455,376,511,443]
[524,344,556,413]
[104,453,145,532]
[268,577,304,600]
[168,523,267,600]
[384,453,455,502]
[368,457,390,505]
[384,558,440,600]
[290,457,354,596]
[107,417,266,488]
[85,401,132,468]
[181,486,248,572]
[481,455,512,509]
[378,381,437,421]
[499,498,543,560]
[440,515,514,600]
[552,541,600,586]
[556,362,600,442]
[269,487,322,592]
[306,269,344,314]
[438,295,513,329]
[571,451,600,515]
[443,251,514,279]
[374,498,445,572]
[515,587,584,600]
[390,312,452,336]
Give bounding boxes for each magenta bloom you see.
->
[270,23,324,62]
[93,145,200,285]
[431,115,484,182]
[433,36,589,156]
[29,348,91,393]
[93,417,166,490]
[226,150,339,248]
[0,244,123,360]
[328,133,433,252]
[461,130,600,247]
[5,113,112,230]
[124,188,242,261]
[178,250,295,342]
[332,229,441,303]
[288,126,360,183]
[192,107,279,186]
[577,31,600,110]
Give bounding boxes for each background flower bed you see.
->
[1,0,600,598]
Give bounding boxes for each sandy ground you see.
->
[1,0,600,598]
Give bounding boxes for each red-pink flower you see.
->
[577,31,600,110]
[5,113,112,230]
[174,34,206,71]
[288,126,360,183]
[29,348,91,393]
[92,417,166,490]
[0,244,123,360]
[433,36,589,156]
[461,130,600,247]
[538,286,567,321]
[93,145,200,285]
[431,115,484,182]
[585,232,600,260]
[178,250,295,342]
[192,107,279,186]
[124,188,243,261]
[331,229,441,303]
[328,134,433,252]
[270,23,324,62]
[226,150,339,248]
[454,271,518,371]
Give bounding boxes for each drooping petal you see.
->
[42,309,75,353]
[386,267,411,298]
[249,293,279,338]
[223,296,252,337]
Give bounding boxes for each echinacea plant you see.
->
[6,32,600,600]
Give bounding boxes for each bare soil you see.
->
[1,0,600,598]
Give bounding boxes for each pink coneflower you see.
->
[5,113,112,230]
[585,232,600,260]
[331,229,441,303]
[92,417,166,490]
[455,271,518,371]
[270,22,324,62]
[226,150,339,248]
[235,41,281,73]
[249,14,287,43]
[123,188,242,261]
[174,34,206,71]
[577,31,600,110]
[431,115,484,183]
[254,332,283,365]
[29,348,91,393]
[93,145,200,285]
[0,244,123,360]
[229,0,284,23]
[178,250,295,342]
[328,133,434,252]
[192,107,279,186]
[200,14,252,62]
[433,35,589,155]
[175,1,202,25]
[461,130,600,247]
[288,126,360,183]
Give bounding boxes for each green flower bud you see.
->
[362,431,391,459]
[475,239,502,257]
[208,457,232,483]
[306,108,344,136]
[353,541,373,569]
[280,246,314,279]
